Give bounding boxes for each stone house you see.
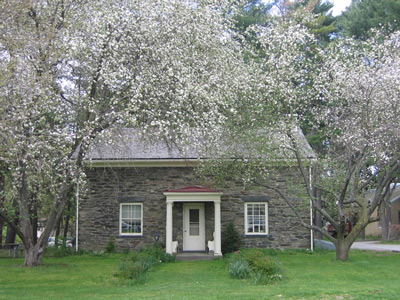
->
[78,129,314,257]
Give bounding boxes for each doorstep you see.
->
[175,252,216,261]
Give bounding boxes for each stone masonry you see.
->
[79,166,310,251]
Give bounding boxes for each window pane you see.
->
[247,204,253,216]
[121,219,132,233]
[190,225,200,236]
[246,203,267,234]
[190,209,199,223]
[133,209,141,219]
[254,205,260,216]
[247,216,253,233]
[260,205,265,215]
[121,204,142,234]
[133,220,141,233]
[122,206,129,218]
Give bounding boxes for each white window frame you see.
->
[119,203,143,236]
[244,202,269,235]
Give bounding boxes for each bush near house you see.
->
[222,222,242,254]
[228,249,282,284]
[115,245,175,283]
[105,237,116,253]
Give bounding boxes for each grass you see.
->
[0,250,400,299]
[355,235,381,241]
[380,239,400,245]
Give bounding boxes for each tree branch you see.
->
[253,179,337,244]
[0,209,26,245]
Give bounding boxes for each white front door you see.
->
[183,203,205,251]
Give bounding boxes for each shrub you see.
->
[243,250,280,276]
[227,250,282,285]
[140,244,176,263]
[53,246,74,257]
[228,256,252,279]
[116,252,158,283]
[118,260,148,283]
[116,245,175,283]
[222,222,242,254]
[46,238,74,257]
[105,236,116,253]
[250,271,283,285]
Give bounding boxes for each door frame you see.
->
[183,203,205,251]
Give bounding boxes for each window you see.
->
[245,203,268,235]
[120,203,143,235]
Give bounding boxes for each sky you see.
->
[330,0,352,16]
[263,0,353,16]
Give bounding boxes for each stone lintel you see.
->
[118,196,146,203]
[242,195,270,202]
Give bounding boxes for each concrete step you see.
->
[175,252,216,261]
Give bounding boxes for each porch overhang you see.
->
[163,186,223,257]
[163,192,223,203]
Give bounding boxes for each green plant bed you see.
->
[228,249,282,284]
[1,251,400,299]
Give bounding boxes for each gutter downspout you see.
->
[309,166,314,252]
[75,181,79,253]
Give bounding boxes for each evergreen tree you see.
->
[338,0,400,39]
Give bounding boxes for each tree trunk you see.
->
[381,204,390,240]
[55,214,62,246]
[4,198,19,249]
[335,238,351,261]
[31,198,38,245]
[24,244,45,267]
[63,200,72,238]
[316,189,323,240]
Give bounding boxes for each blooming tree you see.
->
[203,17,400,260]
[0,0,249,266]
[310,30,400,259]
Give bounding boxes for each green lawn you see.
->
[0,250,399,300]
[380,240,400,245]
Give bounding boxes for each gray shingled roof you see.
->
[86,128,201,160]
[85,127,316,160]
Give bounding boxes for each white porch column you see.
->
[166,201,173,254]
[214,200,222,256]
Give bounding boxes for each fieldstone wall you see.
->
[79,166,310,251]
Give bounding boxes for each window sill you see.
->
[244,234,271,238]
[118,234,143,238]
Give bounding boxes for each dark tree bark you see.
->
[381,203,391,240]
[4,198,19,249]
[315,188,323,240]
[63,200,72,238]
[30,195,38,245]
[55,212,62,239]
[5,226,17,249]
